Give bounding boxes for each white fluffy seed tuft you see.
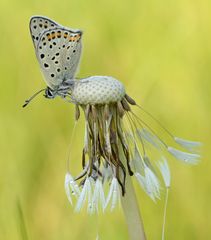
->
[144,167,161,201]
[168,147,200,165]
[65,172,80,205]
[75,177,92,213]
[157,158,171,188]
[137,128,162,149]
[104,177,121,211]
[174,137,201,152]
[135,168,160,202]
[91,179,106,213]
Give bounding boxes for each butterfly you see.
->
[23,16,82,107]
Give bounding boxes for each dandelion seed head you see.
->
[63,75,201,210]
[72,76,125,105]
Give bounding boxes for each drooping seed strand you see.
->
[75,104,80,121]
[104,104,110,120]
[117,101,125,118]
[125,94,136,105]
[121,98,131,111]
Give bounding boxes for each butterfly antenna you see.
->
[22,88,46,108]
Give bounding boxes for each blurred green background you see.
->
[0,0,210,239]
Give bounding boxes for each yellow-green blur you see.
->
[0,0,210,239]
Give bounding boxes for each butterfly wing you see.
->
[30,16,61,49]
[29,16,82,90]
[36,27,82,89]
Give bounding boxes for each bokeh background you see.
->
[0,0,210,239]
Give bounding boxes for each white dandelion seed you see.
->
[144,166,160,201]
[104,177,121,211]
[168,147,200,165]
[102,165,113,183]
[135,167,161,202]
[130,145,144,173]
[174,137,201,152]
[135,172,148,193]
[91,179,106,213]
[75,177,92,213]
[157,158,171,188]
[65,172,80,205]
[137,128,162,149]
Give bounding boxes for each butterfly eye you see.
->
[45,88,54,98]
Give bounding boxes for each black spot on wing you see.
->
[29,16,60,48]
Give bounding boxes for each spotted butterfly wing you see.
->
[29,16,82,90]
[30,16,61,49]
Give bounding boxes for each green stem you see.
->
[121,174,146,240]
[162,188,169,240]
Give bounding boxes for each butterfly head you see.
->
[44,87,56,99]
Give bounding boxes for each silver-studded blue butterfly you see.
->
[23,16,82,107]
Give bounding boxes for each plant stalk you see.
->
[162,188,169,240]
[121,174,146,240]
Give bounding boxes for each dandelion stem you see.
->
[16,199,29,240]
[121,165,146,240]
[162,188,169,240]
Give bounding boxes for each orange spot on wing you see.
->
[57,32,61,38]
[69,34,81,42]
[75,34,81,41]
[69,36,74,42]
